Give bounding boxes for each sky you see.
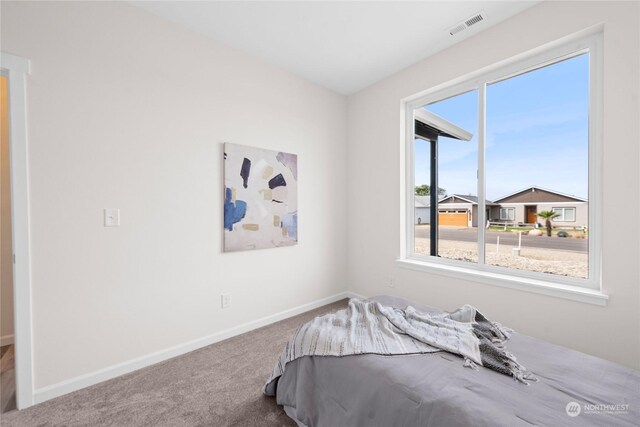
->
[415,53,589,201]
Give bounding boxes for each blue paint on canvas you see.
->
[224,187,247,231]
[281,211,298,241]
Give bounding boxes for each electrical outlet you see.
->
[221,294,231,309]
[388,277,396,288]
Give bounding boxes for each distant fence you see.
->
[487,221,587,231]
[487,221,532,229]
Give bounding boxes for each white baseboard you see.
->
[346,291,368,300]
[0,334,14,347]
[33,291,351,405]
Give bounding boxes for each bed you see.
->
[268,295,640,426]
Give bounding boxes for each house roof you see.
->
[415,188,586,208]
[414,109,474,142]
[494,186,587,204]
[414,195,431,208]
[440,194,499,206]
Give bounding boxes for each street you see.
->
[415,226,588,252]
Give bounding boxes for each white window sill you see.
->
[396,258,608,306]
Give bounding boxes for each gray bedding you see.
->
[273,295,640,426]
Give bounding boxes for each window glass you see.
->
[565,208,576,221]
[553,207,577,221]
[414,90,478,262]
[500,208,515,221]
[485,54,589,278]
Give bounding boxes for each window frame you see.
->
[552,207,576,222]
[499,207,515,221]
[399,29,605,305]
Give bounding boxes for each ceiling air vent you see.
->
[448,11,485,36]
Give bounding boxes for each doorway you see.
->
[525,205,537,225]
[1,52,34,410]
[0,72,16,413]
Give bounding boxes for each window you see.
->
[414,90,478,262]
[499,208,515,221]
[404,33,601,295]
[552,207,576,222]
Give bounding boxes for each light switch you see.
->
[104,208,120,227]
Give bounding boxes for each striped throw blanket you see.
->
[264,298,536,395]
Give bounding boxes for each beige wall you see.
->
[347,1,640,368]
[1,75,14,342]
[1,1,348,390]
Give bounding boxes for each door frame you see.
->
[525,205,537,225]
[1,52,34,409]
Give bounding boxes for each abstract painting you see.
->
[224,143,298,251]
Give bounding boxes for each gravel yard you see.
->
[415,238,588,279]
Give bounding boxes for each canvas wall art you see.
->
[224,143,298,251]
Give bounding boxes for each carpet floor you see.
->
[0,299,349,427]
[1,345,17,414]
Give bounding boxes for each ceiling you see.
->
[131,1,541,95]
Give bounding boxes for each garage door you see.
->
[438,210,468,227]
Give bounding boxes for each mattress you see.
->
[273,295,640,426]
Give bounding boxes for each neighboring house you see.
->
[414,196,431,224]
[438,195,499,227]
[414,187,587,228]
[491,186,588,228]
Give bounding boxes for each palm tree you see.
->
[537,210,560,236]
